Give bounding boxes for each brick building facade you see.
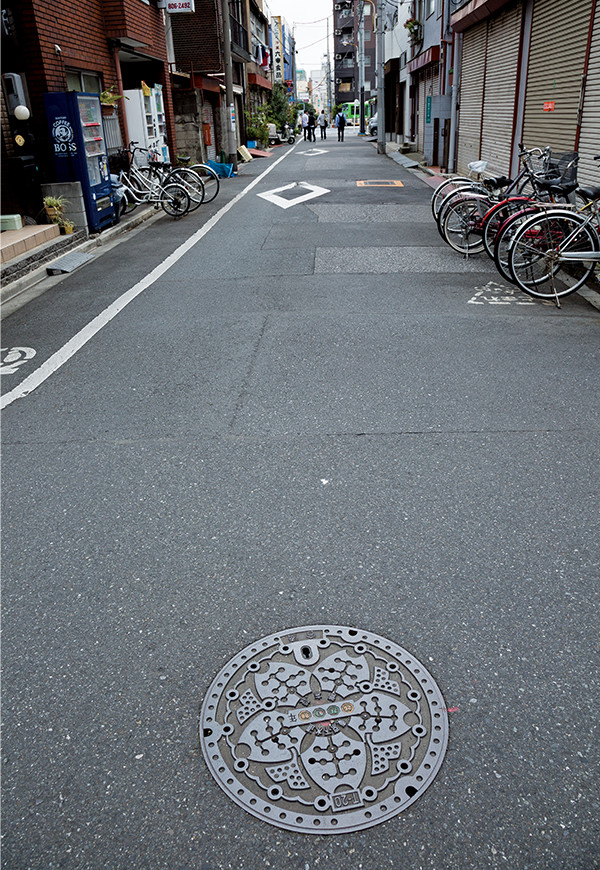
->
[1,0,175,218]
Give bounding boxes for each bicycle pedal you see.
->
[153,205,160,210]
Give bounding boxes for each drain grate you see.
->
[199,625,448,833]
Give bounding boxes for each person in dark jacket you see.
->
[307,111,316,142]
[336,111,346,142]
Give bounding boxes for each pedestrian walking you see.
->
[317,110,328,140]
[307,111,316,142]
[301,110,309,140]
[336,110,346,142]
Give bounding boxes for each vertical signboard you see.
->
[272,16,284,84]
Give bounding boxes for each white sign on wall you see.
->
[167,0,195,12]
[271,16,284,84]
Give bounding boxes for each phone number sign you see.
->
[167,0,195,11]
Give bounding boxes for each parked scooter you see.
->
[268,123,296,146]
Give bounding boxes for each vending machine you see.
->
[44,92,116,231]
[123,84,170,164]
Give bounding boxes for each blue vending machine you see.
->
[44,92,116,231]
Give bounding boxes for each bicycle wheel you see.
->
[493,207,542,282]
[441,196,487,254]
[167,168,205,211]
[481,196,534,260]
[436,186,488,236]
[508,210,598,299]
[189,163,220,203]
[161,183,191,218]
[431,176,478,220]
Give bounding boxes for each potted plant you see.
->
[404,17,422,43]
[43,194,70,224]
[59,218,75,235]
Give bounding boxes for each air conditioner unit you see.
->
[335,54,342,60]
[335,30,341,35]
[336,78,342,84]
[334,3,341,8]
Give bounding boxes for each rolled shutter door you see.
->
[480,3,522,176]
[457,20,487,174]
[522,0,593,153]
[577,8,600,188]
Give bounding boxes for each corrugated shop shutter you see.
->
[480,3,522,176]
[457,20,487,174]
[522,0,593,154]
[577,8,600,188]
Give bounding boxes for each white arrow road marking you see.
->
[257,181,330,210]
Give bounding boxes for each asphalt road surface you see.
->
[2,130,599,869]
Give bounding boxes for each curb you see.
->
[1,205,162,312]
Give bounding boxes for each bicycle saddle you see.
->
[482,176,510,190]
[577,185,600,202]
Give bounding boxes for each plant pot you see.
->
[60,225,74,235]
[45,206,60,222]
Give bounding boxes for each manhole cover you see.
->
[199,625,448,833]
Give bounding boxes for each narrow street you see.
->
[2,131,599,869]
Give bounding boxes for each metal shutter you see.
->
[577,8,600,188]
[457,20,487,174]
[481,3,522,176]
[522,0,594,153]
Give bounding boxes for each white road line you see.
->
[1,146,296,410]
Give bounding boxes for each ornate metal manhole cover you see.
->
[199,626,448,833]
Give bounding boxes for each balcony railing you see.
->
[230,15,251,59]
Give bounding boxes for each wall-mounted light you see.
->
[14,104,30,121]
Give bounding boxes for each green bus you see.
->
[340,98,376,126]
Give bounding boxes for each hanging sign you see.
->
[271,16,284,84]
[167,0,195,12]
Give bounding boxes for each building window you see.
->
[66,70,102,93]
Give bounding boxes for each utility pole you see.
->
[376,0,385,154]
[327,16,333,118]
[358,1,366,134]
[220,0,238,171]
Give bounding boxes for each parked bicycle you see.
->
[439,148,578,256]
[115,146,191,218]
[124,143,205,212]
[506,158,600,306]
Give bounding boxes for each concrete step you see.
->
[0,224,61,264]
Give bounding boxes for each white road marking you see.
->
[256,181,330,210]
[467,280,535,305]
[0,145,297,410]
[1,346,36,375]
[304,148,328,156]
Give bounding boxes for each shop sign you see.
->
[272,16,284,84]
[167,0,195,11]
[543,101,556,112]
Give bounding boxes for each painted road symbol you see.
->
[257,181,330,210]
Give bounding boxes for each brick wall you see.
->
[171,0,223,74]
[8,0,175,180]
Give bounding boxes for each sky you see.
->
[268,0,333,76]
